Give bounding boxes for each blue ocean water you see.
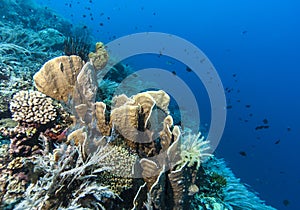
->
[5,0,300,209]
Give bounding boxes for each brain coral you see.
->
[10,90,57,124]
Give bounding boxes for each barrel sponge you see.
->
[9,90,57,124]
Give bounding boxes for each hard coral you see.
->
[10,90,57,125]
[33,55,85,102]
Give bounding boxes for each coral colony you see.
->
[0,1,276,209]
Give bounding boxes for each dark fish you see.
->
[242,30,248,35]
[245,104,251,108]
[275,139,280,144]
[244,119,249,122]
[232,74,237,77]
[287,127,291,132]
[153,12,156,15]
[263,118,268,124]
[255,126,263,130]
[249,113,253,117]
[236,100,241,102]
[172,71,176,75]
[186,66,192,72]
[99,23,104,26]
[255,125,269,130]
[83,25,87,29]
[239,151,247,157]
[107,17,111,20]
[83,14,86,18]
[283,199,290,206]
[226,105,233,109]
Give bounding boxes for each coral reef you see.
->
[33,55,85,102]
[0,4,277,206]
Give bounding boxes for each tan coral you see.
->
[66,127,86,146]
[33,55,85,102]
[146,90,170,114]
[140,158,161,190]
[159,115,174,151]
[132,92,156,129]
[10,90,57,124]
[88,42,109,70]
[110,104,140,145]
[111,94,134,109]
[94,102,110,136]
[74,104,88,123]
[72,62,98,106]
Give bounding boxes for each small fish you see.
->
[274,139,280,144]
[186,66,192,72]
[255,126,261,130]
[226,105,233,109]
[239,151,247,157]
[241,30,248,35]
[287,127,291,132]
[263,118,268,124]
[171,71,176,75]
[283,199,290,206]
[255,125,269,130]
[245,104,251,108]
[232,74,237,77]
